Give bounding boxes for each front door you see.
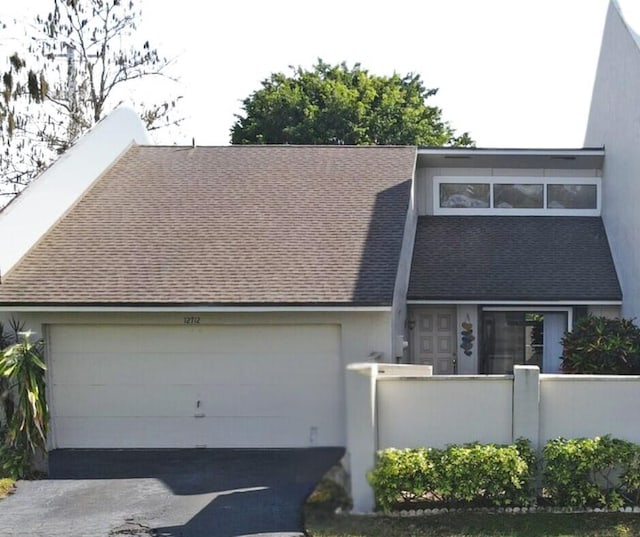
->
[411,307,457,374]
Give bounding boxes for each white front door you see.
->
[411,307,457,374]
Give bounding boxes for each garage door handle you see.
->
[194,412,205,418]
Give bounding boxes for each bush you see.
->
[561,316,640,374]
[436,442,535,507]
[367,447,438,511]
[543,436,640,509]
[367,440,536,512]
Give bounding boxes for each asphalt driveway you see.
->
[0,447,344,537]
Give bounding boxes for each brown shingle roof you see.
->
[0,145,415,305]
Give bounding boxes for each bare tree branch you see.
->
[0,0,182,200]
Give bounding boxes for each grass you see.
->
[305,507,640,537]
[0,477,15,499]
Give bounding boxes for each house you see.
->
[0,119,416,450]
[0,0,631,457]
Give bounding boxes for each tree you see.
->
[231,60,473,147]
[0,0,181,194]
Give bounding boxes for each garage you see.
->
[48,323,343,449]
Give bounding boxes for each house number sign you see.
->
[183,316,201,325]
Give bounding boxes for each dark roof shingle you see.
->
[0,145,415,305]
[408,216,622,302]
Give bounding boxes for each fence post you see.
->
[345,363,379,513]
[512,365,540,451]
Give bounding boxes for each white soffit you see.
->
[416,148,605,170]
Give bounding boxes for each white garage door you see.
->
[48,324,342,449]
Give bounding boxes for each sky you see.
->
[2,0,640,149]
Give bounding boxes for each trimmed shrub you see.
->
[561,316,640,374]
[543,436,640,509]
[367,447,438,511]
[434,441,535,507]
[367,440,535,512]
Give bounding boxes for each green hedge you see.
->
[543,436,640,509]
[367,440,536,511]
[368,437,640,512]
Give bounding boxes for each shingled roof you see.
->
[408,216,622,302]
[0,145,415,306]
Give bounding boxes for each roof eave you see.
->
[0,301,393,313]
[416,147,605,170]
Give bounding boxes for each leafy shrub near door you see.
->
[561,316,640,374]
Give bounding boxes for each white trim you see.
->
[481,305,573,330]
[43,324,57,450]
[0,305,392,313]
[418,148,605,157]
[407,300,621,306]
[433,176,601,216]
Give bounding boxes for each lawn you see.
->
[305,507,640,537]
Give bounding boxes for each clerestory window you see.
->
[435,177,600,216]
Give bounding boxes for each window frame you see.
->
[434,176,601,216]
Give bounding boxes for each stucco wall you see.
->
[585,2,640,318]
[588,305,621,318]
[377,376,513,449]
[349,365,640,511]
[540,375,640,445]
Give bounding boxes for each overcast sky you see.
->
[3,0,638,148]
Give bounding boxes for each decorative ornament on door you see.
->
[460,315,475,357]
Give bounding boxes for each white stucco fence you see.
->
[346,364,640,512]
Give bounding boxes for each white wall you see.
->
[540,375,640,445]
[0,108,149,278]
[348,365,640,511]
[585,1,640,318]
[588,305,621,318]
[377,376,513,449]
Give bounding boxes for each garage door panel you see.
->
[53,384,201,417]
[53,381,340,419]
[49,324,343,448]
[55,414,342,449]
[51,325,340,354]
[54,417,205,448]
[54,351,340,386]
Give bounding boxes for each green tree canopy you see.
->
[231,60,473,147]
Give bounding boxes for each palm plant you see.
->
[0,331,48,478]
